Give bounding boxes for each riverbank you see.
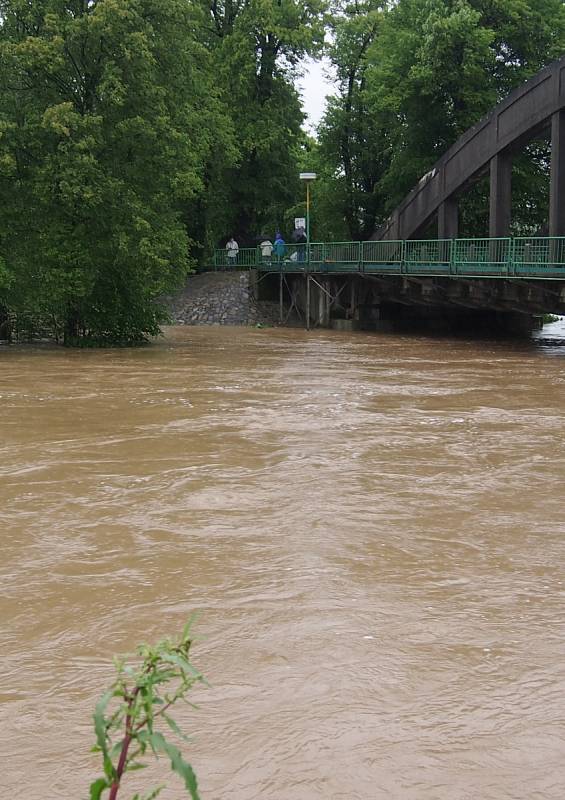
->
[167,271,280,327]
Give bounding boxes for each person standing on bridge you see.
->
[260,237,273,264]
[226,236,239,268]
[293,226,307,262]
[273,232,286,263]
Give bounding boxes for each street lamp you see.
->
[299,172,316,331]
[299,172,317,267]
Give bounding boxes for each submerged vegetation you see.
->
[1,1,564,343]
[0,0,325,343]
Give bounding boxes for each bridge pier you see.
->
[438,197,458,239]
[489,152,512,238]
[550,109,565,236]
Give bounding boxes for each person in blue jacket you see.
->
[273,232,286,262]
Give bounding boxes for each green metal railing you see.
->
[362,240,404,271]
[404,239,451,273]
[213,248,261,269]
[311,241,361,272]
[211,237,565,279]
[452,237,510,274]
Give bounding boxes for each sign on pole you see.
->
[294,217,306,229]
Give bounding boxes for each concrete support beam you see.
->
[438,198,459,239]
[489,153,512,238]
[550,109,565,236]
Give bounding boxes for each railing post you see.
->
[449,238,456,275]
[549,235,559,268]
[400,239,406,274]
[508,237,515,276]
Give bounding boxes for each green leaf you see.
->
[137,730,159,757]
[89,778,108,800]
[126,762,149,772]
[110,741,124,759]
[162,712,192,743]
[140,685,154,732]
[141,786,166,800]
[181,613,199,643]
[103,754,116,783]
[161,653,205,683]
[148,732,200,800]
[93,690,113,755]
[93,690,117,782]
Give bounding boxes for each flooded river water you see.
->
[2,323,565,799]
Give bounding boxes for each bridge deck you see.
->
[212,237,565,279]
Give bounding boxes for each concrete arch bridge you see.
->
[212,57,565,332]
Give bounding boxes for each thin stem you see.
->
[108,687,140,800]
[135,696,176,732]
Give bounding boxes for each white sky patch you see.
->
[298,57,337,134]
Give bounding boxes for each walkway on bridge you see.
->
[212,237,565,279]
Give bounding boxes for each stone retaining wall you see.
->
[167,271,279,326]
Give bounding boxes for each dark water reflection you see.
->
[1,323,565,799]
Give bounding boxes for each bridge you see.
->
[210,237,565,332]
[213,237,565,278]
[374,56,565,242]
[209,57,565,332]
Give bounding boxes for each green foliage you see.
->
[0,0,330,334]
[90,622,205,800]
[318,0,565,237]
[193,0,328,246]
[0,0,232,344]
[2,0,564,335]
[317,1,387,239]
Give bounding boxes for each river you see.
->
[2,322,565,799]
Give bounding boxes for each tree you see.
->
[317,1,388,240]
[317,0,565,237]
[0,0,232,344]
[193,0,328,246]
[366,0,565,217]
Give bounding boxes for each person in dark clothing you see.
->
[293,226,307,261]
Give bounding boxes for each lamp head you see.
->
[299,172,317,181]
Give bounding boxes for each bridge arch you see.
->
[374,56,565,242]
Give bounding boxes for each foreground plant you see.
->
[90,623,205,800]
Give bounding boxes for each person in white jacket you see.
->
[260,238,273,264]
[226,237,239,267]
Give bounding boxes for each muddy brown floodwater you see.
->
[2,323,565,800]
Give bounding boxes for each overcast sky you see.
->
[297,58,336,133]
